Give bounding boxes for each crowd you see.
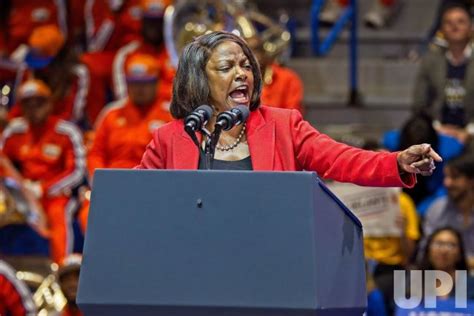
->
[0,0,473,316]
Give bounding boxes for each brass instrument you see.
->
[0,156,57,314]
[18,267,67,316]
[0,155,48,236]
[0,179,21,227]
[1,256,66,316]
[164,0,291,76]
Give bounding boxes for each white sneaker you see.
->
[364,0,401,29]
[320,0,344,26]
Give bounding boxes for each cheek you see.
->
[449,252,460,263]
[429,248,446,262]
[128,87,139,98]
[443,25,455,33]
[249,74,256,95]
[209,81,220,95]
[453,180,468,190]
[144,86,156,97]
[429,249,439,260]
[210,76,227,95]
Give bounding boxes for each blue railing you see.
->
[310,0,360,106]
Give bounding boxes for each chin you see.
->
[232,101,250,108]
[448,190,464,202]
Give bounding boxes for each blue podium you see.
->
[77,170,366,315]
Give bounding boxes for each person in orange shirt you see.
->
[84,0,142,53]
[81,0,143,102]
[112,0,175,103]
[1,79,86,263]
[78,54,171,232]
[0,0,67,57]
[260,63,304,114]
[249,37,304,113]
[0,1,68,100]
[88,53,172,177]
[9,25,103,127]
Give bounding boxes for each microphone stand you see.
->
[185,125,214,169]
[207,124,224,170]
[202,127,214,170]
[185,120,226,170]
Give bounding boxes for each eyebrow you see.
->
[213,53,249,62]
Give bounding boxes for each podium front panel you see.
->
[78,170,366,315]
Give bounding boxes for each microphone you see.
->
[184,105,213,132]
[215,105,250,131]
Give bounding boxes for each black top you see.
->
[442,60,468,127]
[198,152,253,170]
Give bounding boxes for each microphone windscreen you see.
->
[236,104,250,122]
[195,104,213,121]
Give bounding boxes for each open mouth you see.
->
[229,85,250,104]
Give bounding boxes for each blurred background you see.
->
[1,1,474,315]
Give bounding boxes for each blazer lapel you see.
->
[172,130,201,169]
[170,109,275,170]
[247,109,275,171]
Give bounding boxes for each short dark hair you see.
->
[446,154,474,179]
[441,2,471,23]
[399,113,438,152]
[170,31,262,119]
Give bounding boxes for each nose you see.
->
[234,66,247,81]
[438,247,451,256]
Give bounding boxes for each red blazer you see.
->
[136,106,415,188]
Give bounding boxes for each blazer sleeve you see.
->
[135,127,165,169]
[290,110,416,188]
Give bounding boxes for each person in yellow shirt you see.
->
[364,192,420,266]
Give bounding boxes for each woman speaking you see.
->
[136,31,441,187]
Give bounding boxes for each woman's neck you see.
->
[203,109,249,161]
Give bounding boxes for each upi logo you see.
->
[394,270,468,309]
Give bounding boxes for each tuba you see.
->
[164,0,291,76]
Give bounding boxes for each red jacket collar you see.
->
[172,107,275,170]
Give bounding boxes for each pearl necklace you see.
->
[216,124,246,151]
